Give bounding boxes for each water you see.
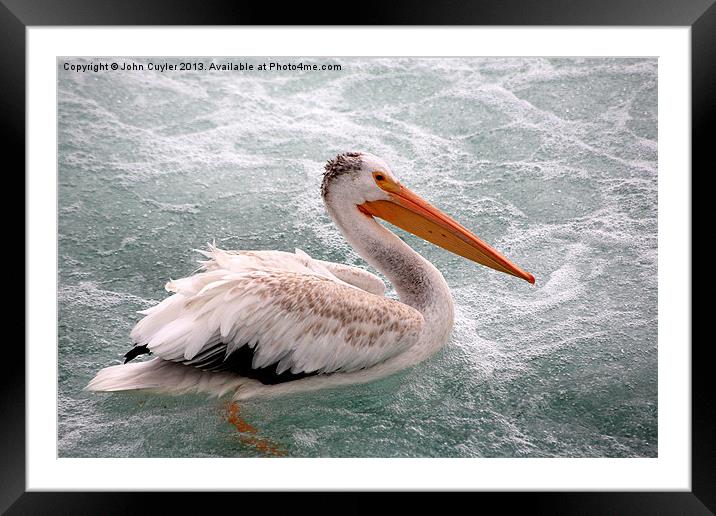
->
[58,57,657,458]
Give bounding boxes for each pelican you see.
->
[87,152,534,401]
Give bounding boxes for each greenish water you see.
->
[58,57,657,457]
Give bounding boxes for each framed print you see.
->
[7,0,713,513]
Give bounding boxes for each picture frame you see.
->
[7,0,712,512]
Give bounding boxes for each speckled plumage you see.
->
[130,245,421,371]
[321,152,363,198]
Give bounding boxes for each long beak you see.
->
[359,184,535,284]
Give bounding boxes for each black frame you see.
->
[5,0,713,513]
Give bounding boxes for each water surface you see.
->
[58,57,657,457]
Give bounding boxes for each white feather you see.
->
[87,244,431,399]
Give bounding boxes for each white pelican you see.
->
[87,152,534,401]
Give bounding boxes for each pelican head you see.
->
[322,151,535,284]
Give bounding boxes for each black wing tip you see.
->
[184,342,318,385]
[124,344,151,363]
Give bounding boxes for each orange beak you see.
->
[359,182,535,284]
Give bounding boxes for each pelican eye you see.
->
[372,171,401,193]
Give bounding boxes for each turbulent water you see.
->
[58,57,657,458]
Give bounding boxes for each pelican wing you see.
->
[310,257,386,296]
[129,266,423,378]
[198,245,386,296]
